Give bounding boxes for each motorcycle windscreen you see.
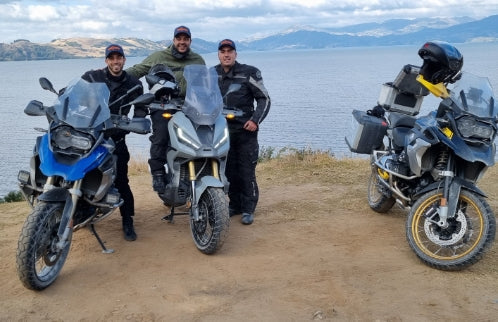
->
[449,72,496,118]
[53,78,111,128]
[182,65,223,125]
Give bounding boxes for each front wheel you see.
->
[190,187,229,254]
[367,170,395,213]
[16,202,72,290]
[406,189,496,271]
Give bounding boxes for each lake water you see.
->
[1,42,498,197]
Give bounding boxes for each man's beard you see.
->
[171,44,190,59]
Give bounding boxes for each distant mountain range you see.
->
[1,15,497,61]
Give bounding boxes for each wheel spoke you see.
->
[16,202,71,290]
[407,189,495,270]
[190,187,229,254]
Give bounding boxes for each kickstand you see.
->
[90,223,114,254]
[161,206,175,223]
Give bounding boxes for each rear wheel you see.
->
[406,189,496,270]
[367,171,395,213]
[190,187,230,254]
[16,202,72,290]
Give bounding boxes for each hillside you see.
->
[0,38,168,61]
[1,15,497,61]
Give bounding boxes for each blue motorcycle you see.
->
[16,77,150,290]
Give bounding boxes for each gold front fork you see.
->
[188,161,196,181]
[212,159,219,179]
[188,159,220,179]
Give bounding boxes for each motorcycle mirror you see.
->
[109,84,144,110]
[39,77,58,95]
[24,100,46,116]
[127,84,143,95]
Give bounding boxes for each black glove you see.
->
[133,106,148,118]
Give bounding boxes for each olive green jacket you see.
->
[126,45,205,98]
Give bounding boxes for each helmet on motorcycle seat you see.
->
[146,64,176,89]
[418,41,463,84]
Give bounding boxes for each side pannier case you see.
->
[377,64,429,116]
[345,109,388,154]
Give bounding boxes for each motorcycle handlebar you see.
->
[147,101,182,113]
[109,115,151,135]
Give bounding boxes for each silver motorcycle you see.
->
[134,64,237,254]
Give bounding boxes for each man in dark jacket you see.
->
[82,44,144,241]
[215,39,271,225]
[126,26,205,193]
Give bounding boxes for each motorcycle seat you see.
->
[388,112,417,150]
[389,112,416,128]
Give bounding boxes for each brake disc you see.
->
[424,210,467,246]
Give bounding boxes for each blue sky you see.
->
[1,0,498,43]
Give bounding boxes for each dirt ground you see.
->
[1,158,497,321]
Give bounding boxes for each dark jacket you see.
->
[215,61,271,131]
[81,67,144,139]
[126,45,205,98]
[82,67,144,116]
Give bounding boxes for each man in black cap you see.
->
[82,44,145,241]
[126,26,205,193]
[215,39,271,225]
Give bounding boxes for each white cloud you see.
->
[0,0,497,43]
[27,5,59,21]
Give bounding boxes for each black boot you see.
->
[152,171,166,192]
[122,216,137,241]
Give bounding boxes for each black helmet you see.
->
[418,41,463,84]
[146,64,176,89]
[145,64,179,99]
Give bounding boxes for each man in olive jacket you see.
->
[126,26,205,192]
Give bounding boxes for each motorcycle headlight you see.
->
[457,116,495,140]
[176,126,201,150]
[214,127,229,149]
[52,126,94,151]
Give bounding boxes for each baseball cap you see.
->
[174,25,191,38]
[105,44,124,58]
[218,39,236,50]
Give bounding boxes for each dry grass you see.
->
[126,149,498,206]
[128,154,150,176]
[257,151,370,185]
[5,150,498,217]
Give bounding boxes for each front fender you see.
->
[447,177,487,219]
[193,176,224,204]
[37,187,75,238]
[38,187,69,202]
[413,178,487,201]
[413,177,487,218]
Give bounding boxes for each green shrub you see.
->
[0,190,24,203]
[258,146,276,162]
